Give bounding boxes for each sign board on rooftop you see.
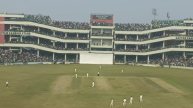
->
[90,14,113,26]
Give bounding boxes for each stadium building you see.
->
[1,13,193,66]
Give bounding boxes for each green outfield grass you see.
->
[0,64,193,108]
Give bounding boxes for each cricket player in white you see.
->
[75,74,78,78]
[140,95,143,103]
[110,99,114,108]
[121,69,124,73]
[92,81,95,87]
[6,81,9,88]
[86,73,89,78]
[75,68,77,72]
[129,96,133,104]
[123,99,127,107]
[97,72,100,76]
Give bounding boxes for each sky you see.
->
[0,0,193,23]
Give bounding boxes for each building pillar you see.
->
[77,33,79,38]
[125,44,126,51]
[163,31,166,36]
[183,52,186,58]
[76,54,79,63]
[113,54,115,64]
[21,25,23,31]
[20,36,23,42]
[20,48,22,53]
[53,53,55,61]
[53,31,55,36]
[162,53,165,60]
[124,55,126,64]
[125,35,127,41]
[37,50,39,57]
[53,41,55,47]
[136,55,138,63]
[147,55,150,64]
[65,43,67,49]
[9,36,12,42]
[64,54,66,61]
[38,27,40,32]
[65,33,67,38]
[101,29,103,35]
[184,40,186,48]
[136,45,139,51]
[87,44,89,49]
[38,38,40,44]
[114,43,116,51]
[136,35,139,41]
[148,44,150,49]
[163,41,165,48]
[87,34,89,39]
[9,25,12,29]
[148,34,151,39]
[76,43,78,49]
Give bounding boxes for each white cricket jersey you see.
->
[140,95,143,102]
[123,99,126,102]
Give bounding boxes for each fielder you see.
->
[123,98,127,107]
[75,74,78,78]
[99,65,101,70]
[121,69,124,73]
[74,68,77,72]
[110,99,114,108]
[129,96,133,104]
[6,81,9,88]
[97,72,100,76]
[139,95,143,103]
[86,73,89,78]
[92,81,95,87]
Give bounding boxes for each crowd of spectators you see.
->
[115,23,151,31]
[23,14,90,30]
[115,44,189,52]
[164,56,186,66]
[151,20,185,29]
[0,48,80,64]
[149,56,193,67]
[24,14,52,25]
[6,38,88,51]
[52,21,89,30]
[115,20,186,31]
[149,58,162,64]
[115,55,193,68]
[0,49,51,64]
[1,48,193,67]
[19,14,189,31]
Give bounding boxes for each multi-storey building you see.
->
[1,13,193,66]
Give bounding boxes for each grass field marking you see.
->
[148,77,184,94]
[94,76,112,90]
[51,75,72,94]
